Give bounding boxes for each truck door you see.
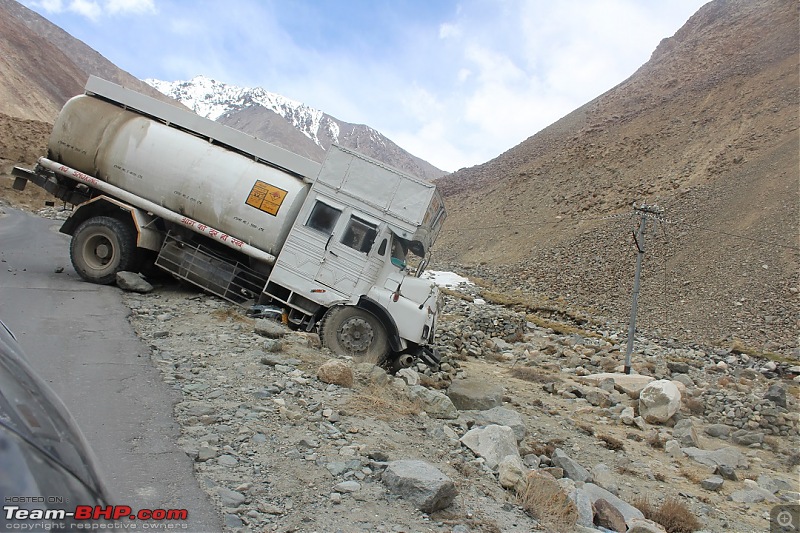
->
[314,208,382,296]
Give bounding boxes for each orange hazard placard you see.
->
[246,180,287,216]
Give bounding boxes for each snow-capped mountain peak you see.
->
[145,75,444,181]
[145,75,332,146]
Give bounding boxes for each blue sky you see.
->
[22,0,708,172]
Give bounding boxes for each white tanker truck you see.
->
[13,76,447,369]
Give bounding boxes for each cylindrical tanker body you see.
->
[47,95,310,257]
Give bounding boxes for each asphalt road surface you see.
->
[0,207,222,531]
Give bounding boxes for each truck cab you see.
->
[263,145,447,368]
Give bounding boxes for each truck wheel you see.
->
[320,306,389,364]
[71,216,139,285]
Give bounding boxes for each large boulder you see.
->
[317,360,353,388]
[682,446,749,469]
[580,483,644,527]
[551,448,591,483]
[460,424,519,470]
[464,406,528,442]
[638,380,681,423]
[407,385,458,419]
[382,460,457,513]
[498,454,528,493]
[116,271,153,293]
[447,379,503,410]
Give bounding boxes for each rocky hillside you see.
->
[434,0,799,355]
[114,275,798,533]
[0,0,175,122]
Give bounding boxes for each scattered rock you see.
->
[590,463,619,496]
[460,424,520,470]
[254,318,286,338]
[464,406,528,442]
[116,271,153,293]
[551,448,591,483]
[498,454,528,493]
[714,465,738,481]
[580,483,644,526]
[705,424,733,439]
[447,378,503,410]
[333,480,361,493]
[578,373,654,399]
[672,419,700,447]
[407,385,458,419]
[620,406,635,426]
[396,367,420,386]
[639,380,681,424]
[317,360,354,388]
[382,460,457,513]
[594,498,627,532]
[701,476,724,491]
[683,447,749,469]
[215,487,245,508]
[731,429,764,446]
[626,517,668,533]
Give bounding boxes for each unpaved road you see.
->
[0,207,221,531]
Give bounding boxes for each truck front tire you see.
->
[320,306,389,364]
[71,216,139,285]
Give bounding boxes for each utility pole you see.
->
[623,202,663,374]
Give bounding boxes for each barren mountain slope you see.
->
[0,0,178,120]
[0,7,84,121]
[434,0,799,354]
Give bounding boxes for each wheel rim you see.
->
[337,316,375,353]
[83,233,116,270]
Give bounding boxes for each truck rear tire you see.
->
[71,216,139,285]
[320,306,389,364]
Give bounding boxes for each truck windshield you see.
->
[391,238,407,269]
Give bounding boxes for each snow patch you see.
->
[423,270,473,289]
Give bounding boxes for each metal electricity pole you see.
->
[623,203,663,374]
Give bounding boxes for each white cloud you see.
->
[69,0,101,21]
[28,0,154,19]
[438,22,461,39]
[107,0,155,15]
[35,0,64,12]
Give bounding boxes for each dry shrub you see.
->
[517,473,578,533]
[528,438,565,458]
[646,431,664,449]
[575,422,595,436]
[348,384,420,420]
[509,367,562,383]
[597,434,625,451]
[678,467,705,484]
[439,286,474,302]
[634,497,702,533]
[788,452,800,468]
[211,307,253,323]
